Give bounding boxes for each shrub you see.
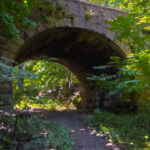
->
[88,110,150,149]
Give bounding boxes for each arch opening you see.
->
[13,59,81,110]
[15,27,125,110]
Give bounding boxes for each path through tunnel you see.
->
[16,27,125,111]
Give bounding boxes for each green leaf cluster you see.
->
[24,59,78,90]
[89,51,150,112]
[0,0,37,39]
[87,0,150,112]
[12,58,79,108]
[88,110,150,149]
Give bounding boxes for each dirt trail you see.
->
[43,110,120,150]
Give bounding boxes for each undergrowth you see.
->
[14,97,76,110]
[88,109,150,150]
[0,109,74,150]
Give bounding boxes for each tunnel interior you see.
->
[16,27,125,110]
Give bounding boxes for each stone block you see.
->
[0,83,12,94]
[0,94,12,107]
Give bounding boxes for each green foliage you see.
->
[0,57,36,84]
[87,0,150,31]
[0,0,36,39]
[0,56,79,109]
[12,65,39,106]
[0,57,17,84]
[13,58,79,108]
[0,0,66,39]
[85,9,96,20]
[105,14,150,53]
[89,51,150,112]
[0,111,73,150]
[88,110,150,149]
[24,59,78,90]
[73,97,81,108]
[86,0,129,9]
[87,0,150,112]
[0,57,74,149]
[47,121,74,150]
[0,56,38,107]
[26,59,77,85]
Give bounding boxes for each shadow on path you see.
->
[41,110,120,150]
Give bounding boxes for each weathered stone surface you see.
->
[0,0,130,59]
[0,0,130,111]
[0,83,12,94]
[0,83,13,107]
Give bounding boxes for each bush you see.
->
[0,111,74,150]
[88,109,150,149]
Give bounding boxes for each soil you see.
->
[42,110,121,150]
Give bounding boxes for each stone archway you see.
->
[11,27,125,110]
[0,0,130,110]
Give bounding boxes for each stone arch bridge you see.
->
[0,0,130,110]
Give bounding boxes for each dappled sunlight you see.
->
[89,130,95,135]
[0,108,74,149]
[69,127,121,150]
[1,107,122,149]
[88,110,150,149]
[71,130,75,133]
[14,101,77,112]
[13,58,81,114]
[80,128,86,131]
[42,109,121,150]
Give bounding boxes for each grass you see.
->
[88,109,150,149]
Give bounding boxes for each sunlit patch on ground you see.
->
[14,100,77,111]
